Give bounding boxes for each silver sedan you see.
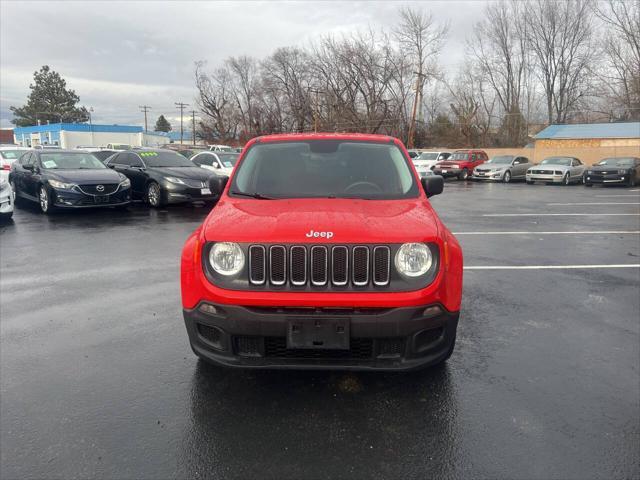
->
[526,157,586,185]
[472,155,531,183]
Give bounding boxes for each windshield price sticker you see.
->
[42,160,57,168]
[139,152,158,157]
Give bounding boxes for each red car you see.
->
[180,133,463,371]
[432,149,488,180]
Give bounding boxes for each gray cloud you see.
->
[0,0,485,128]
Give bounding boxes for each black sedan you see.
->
[9,150,131,214]
[104,149,218,207]
[585,157,640,187]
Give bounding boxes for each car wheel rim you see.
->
[148,185,159,206]
[40,187,48,212]
[564,175,569,185]
[504,172,511,183]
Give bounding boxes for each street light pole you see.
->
[89,107,94,146]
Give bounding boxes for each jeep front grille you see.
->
[249,244,391,288]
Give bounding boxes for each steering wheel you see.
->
[343,181,383,194]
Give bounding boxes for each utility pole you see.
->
[308,88,322,133]
[407,71,425,149]
[139,105,151,132]
[175,102,189,144]
[191,110,196,146]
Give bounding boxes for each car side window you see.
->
[471,154,477,162]
[20,153,32,165]
[191,154,202,166]
[572,159,581,166]
[129,154,144,168]
[111,153,128,166]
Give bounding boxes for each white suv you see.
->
[412,151,451,177]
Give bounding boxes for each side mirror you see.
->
[107,164,116,169]
[421,175,444,198]
[209,175,229,195]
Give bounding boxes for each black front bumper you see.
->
[585,173,630,185]
[183,303,459,371]
[432,170,460,178]
[51,187,131,208]
[164,184,218,204]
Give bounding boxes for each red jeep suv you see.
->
[433,149,488,180]
[181,133,463,370]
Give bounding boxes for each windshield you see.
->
[487,156,514,165]
[217,153,239,168]
[596,158,637,167]
[449,152,468,161]
[92,151,116,162]
[541,157,572,166]
[417,152,439,160]
[0,150,25,160]
[141,151,196,167]
[40,153,106,169]
[230,140,418,199]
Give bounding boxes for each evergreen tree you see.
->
[154,115,172,132]
[10,65,89,126]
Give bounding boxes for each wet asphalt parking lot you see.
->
[1,180,639,479]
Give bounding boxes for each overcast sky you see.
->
[0,0,485,129]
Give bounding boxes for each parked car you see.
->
[412,151,451,177]
[407,149,420,158]
[472,155,532,183]
[104,148,218,207]
[180,133,462,371]
[0,172,13,220]
[0,146,29,171]
[91,149,118,163]
[9,150,131,214]
[526,157,585,185]
[584,157,640,187]
[190,151,240,176]
[33,145,61,150]
[209,144,233,152]
[233,147,243,153]
[105,143,131,151]
[432,150,488,180]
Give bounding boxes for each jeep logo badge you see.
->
[305,229,334,239]
[96,185,104,192]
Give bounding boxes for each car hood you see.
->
[47,168,124,184]
[203,198,440,244]
[530,164,570,171]
[589,165,630,172]
[149,166,215,180]
[476,164,507,170]
[436,161,464,167]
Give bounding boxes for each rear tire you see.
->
[630,174,637,187]
[585,183,593,187]
[526,180,534,185]
[9,181,21,206]
[0,211,12,222]
[503,170,512,183]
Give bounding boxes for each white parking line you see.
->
[547,202,640,206]
[482,213,640,217]
[454,230,640,235]
[464,264,640,270]
[595,194,640,197]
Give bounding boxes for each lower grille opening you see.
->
[234,336,263,357]
[264,336,373,359]
[377,338,405,357]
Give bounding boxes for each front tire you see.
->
[146,182,163,208]
[630,174,637,187]
[503,170,512,183]
[526,180,534,185]
[458,168,469,181]
[39,185,52,214]
[563,173,570,186]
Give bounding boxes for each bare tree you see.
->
[594,0,640,119]
[394,6,448,147]
[194,61,238,142]
[470,0,529,145]
[526,0,598,124]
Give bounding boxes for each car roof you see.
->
[33,149,88,154]
[252,132,395,144]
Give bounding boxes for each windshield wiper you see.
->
[229,190,277,200]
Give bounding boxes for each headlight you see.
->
[395,243,432,277]
[119,177,131,188]
[49,179,76,189]
[209,242,245,276]
[165,176,186,185]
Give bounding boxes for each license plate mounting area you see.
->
[287,318,350,350]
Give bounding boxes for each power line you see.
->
[139,105,152,132]
[175,102,189,144]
